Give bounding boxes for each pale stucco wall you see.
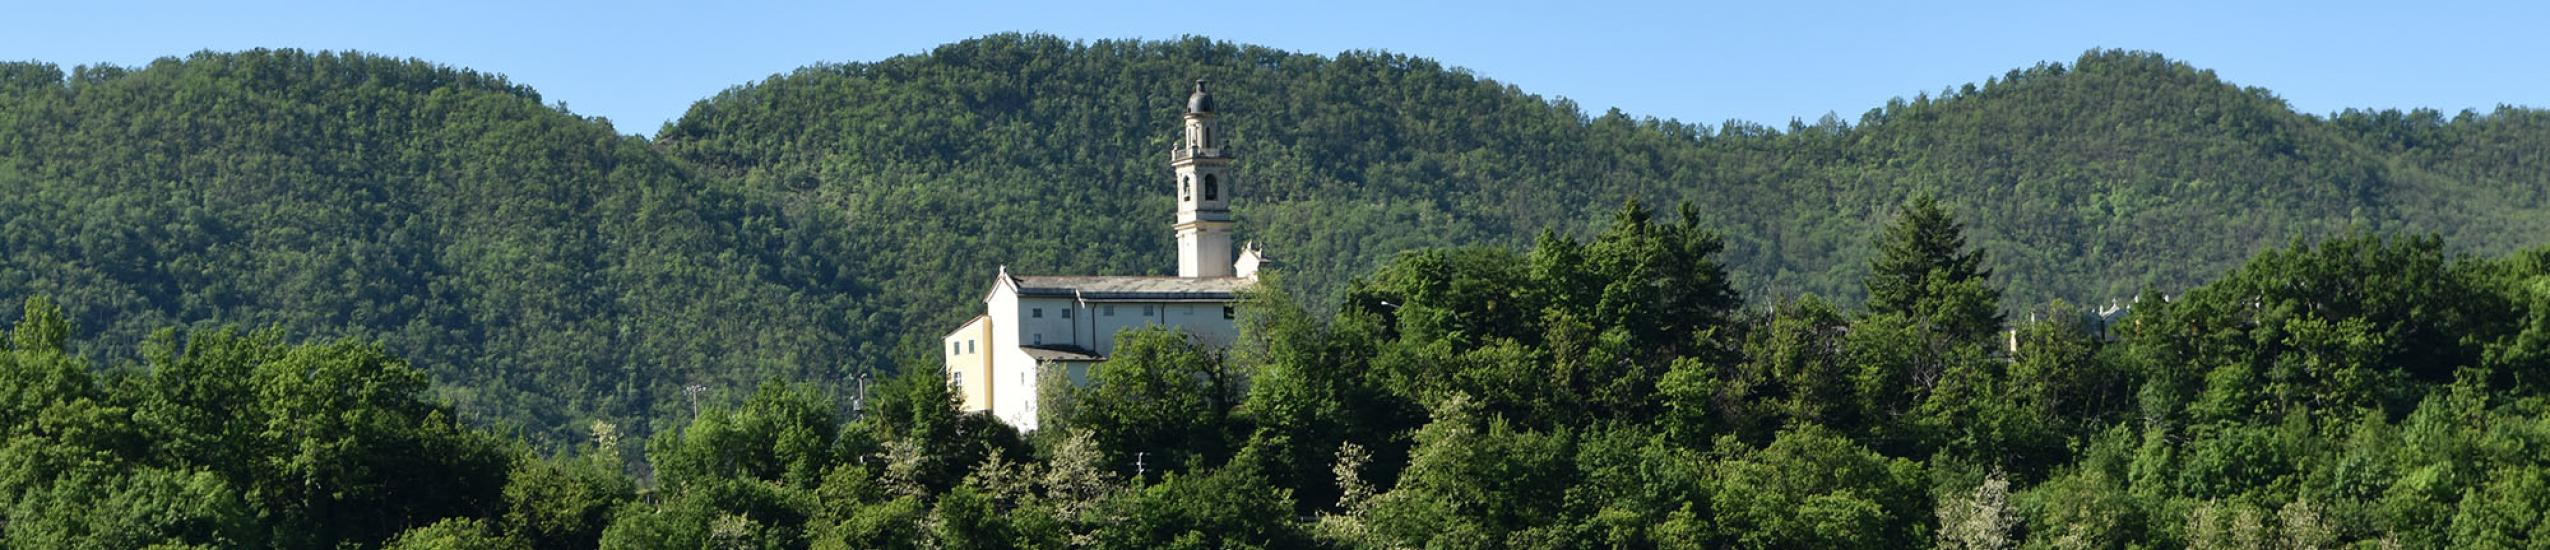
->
[941,316,992,412]
[964,288,1244,432]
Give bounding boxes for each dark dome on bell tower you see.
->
[1185,79,1214,114]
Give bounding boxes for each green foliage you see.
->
[0,49,870,448]
[0,466,252,550]
[1869,195,2003,344]
[0,299,516,548]
[1710,426,1930,547]
[1356,393,1578,547]
[1229,284,1401,513]
[2014,462,2150,547]
[1345,201,1741,428]
[651,382,842,489]
[857,366,1024,496]
[384,518,529,550]
[7,34,2550,549]
[2448,467,2550,548]
[2147,233,2505,421]
[807,494,922,550]
[1089,465,1305,550]
[652,39,2550,392]
[597,477,811,550]
[502,431,635,550]
[8,38,2550,455]
[1068,326,1244,477]
[9,203,2550,548]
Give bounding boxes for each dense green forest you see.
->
[654,34,2550,333]
[11,200,2550,547]
[0,51,878,445]
[4,34,2548,453]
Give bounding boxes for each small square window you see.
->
[1104,305,1116,316]
[1062,308,1073,319]
[1143,305,1156,316]
[1224,306,1235,319]
[1032,308,1044,319]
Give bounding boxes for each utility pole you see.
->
[848,369,873,418]
[1134,451,1148,480]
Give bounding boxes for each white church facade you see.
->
[942,81,1267,431]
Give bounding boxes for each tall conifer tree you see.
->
[1866,195,2004,344]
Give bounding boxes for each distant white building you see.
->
[943,80,1268,431]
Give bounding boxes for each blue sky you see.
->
[8,0,2544,135]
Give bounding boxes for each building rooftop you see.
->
[1020,344,1105,362]
[1007,273,1254,302]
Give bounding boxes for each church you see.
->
[942,80,1268,431]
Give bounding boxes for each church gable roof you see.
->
[1005,274,1252,302]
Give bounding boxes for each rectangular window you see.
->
[1143,305,1156,316]
[1062,308,1073,319]
[1104,305,1116,316]
[1032,308,1044,319]
[950,371,963,391]
[968,340,975,353]
[1034,333,1043,345]
[951,342,959,355]
[1224,306,1236,319]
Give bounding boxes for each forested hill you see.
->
[0,50,879,443]
[4,36,2548,442]
[660,33,2549,340]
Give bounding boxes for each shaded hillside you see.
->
[1823,53,2393,302]
[2329,105,2550,252]
[657,34,2550,340]
[0,50,877,444]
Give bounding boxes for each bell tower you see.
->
[1173,79,1236,278]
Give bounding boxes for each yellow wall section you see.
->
[942,315,993,412]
